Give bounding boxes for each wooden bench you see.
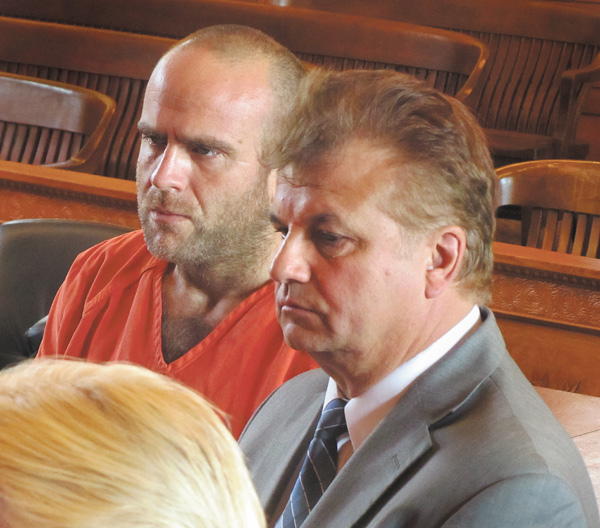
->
[0,0,488,180]
[262,0,600,165]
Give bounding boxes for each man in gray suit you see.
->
[240,69,599,527]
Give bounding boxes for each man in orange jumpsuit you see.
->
[38,25,316,438]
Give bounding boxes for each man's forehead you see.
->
[272,151,408,233]
[146,48,273,116]
[142,47,274,136]
[276,139,407,204]
[156,45,271,86]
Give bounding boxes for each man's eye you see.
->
[142,134,165,147]
[314,231,354,258]
[192,145,219,157]
[317,231,343,245]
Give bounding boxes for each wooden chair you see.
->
[0,0,488,179]
[262,0,600,165]
[491,159,600,395]
[496,160,600,259]
[0,71,115,173]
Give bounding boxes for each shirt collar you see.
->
[324,305,480,450]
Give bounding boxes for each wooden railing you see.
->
[0,160,139,229]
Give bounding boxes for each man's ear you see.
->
[425,226,466,299]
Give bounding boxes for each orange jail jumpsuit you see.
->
[38,230,316,438]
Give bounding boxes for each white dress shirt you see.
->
[325,305,481,456]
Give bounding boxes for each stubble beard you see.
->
[138,180,273,277]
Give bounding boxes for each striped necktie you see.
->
[276,398,349,528]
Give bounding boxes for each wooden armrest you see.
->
[0,159,139,229]
[562,54,600,86]
[554,55,600,149]
[0,160,136,201]
[485,130,555,160]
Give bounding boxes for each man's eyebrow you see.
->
[269,212,340,227]
[137,122,234,155]
[137,122,159,136]
[310,213,339,227]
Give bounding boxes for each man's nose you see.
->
[150,145,190,191]
[270,234,312,284]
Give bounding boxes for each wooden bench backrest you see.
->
[0,71,115,172]
[0,0,486,84]
[0,0,488,179]
[497,160,600,258]
[0,17,172,180]
[264,0,600,158]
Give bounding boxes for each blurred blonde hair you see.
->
[0,359,265,528]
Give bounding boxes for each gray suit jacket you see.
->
[240,309,599,527]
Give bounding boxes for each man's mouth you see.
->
[150,207,191,222]
[279,299,319,316]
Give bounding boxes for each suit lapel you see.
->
[303,385,433,527]
[302,308,506,527]
[241,370,328,519]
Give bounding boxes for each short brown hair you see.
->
[265,68,497,302]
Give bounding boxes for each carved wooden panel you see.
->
[491,245,600,396]
[491,264,600,332]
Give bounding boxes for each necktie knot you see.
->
[314,397,348,442]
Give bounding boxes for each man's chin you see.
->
[282,326,328,356]
[143,229,182,261]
